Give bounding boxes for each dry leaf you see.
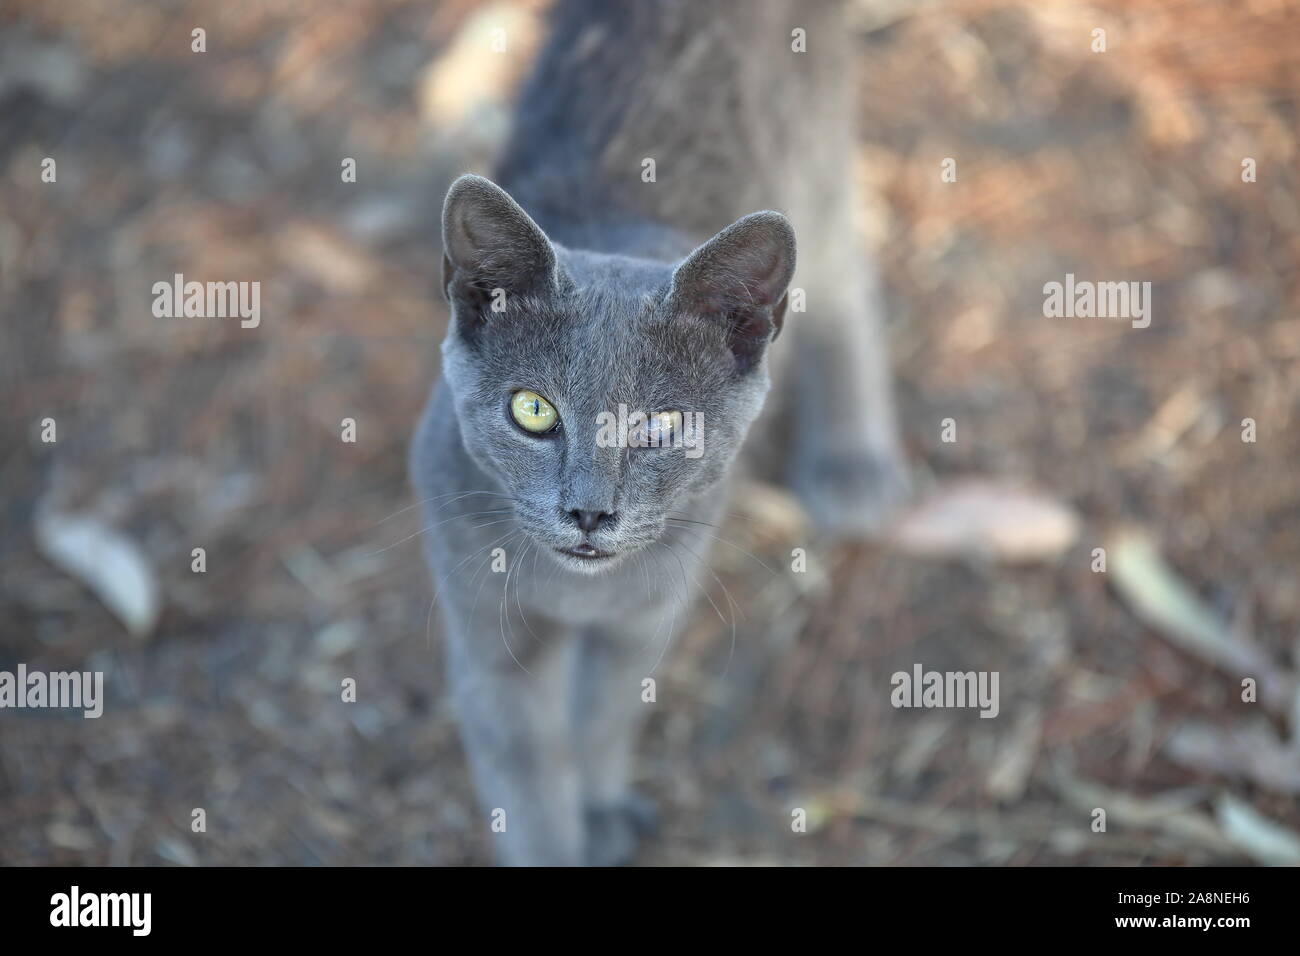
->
[1109,529,1296,714]
[1216,794,1300,865]
[34,511,161,638]
[888,479,1079,562]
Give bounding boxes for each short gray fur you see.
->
[410,0,907,865]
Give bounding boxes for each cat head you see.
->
[437,174,795,573]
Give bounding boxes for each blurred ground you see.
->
[2,0,1299,865]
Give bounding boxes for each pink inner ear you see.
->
[712,248,785,310]
[749,249,784,295]
[729,308,770,341]
[693,290,733,316]
[686,267,777,314]
[673,213,795,317]
[455,214,482,253]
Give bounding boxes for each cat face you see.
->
[436,175,795,573]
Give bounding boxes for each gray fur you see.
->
[411,0,907,865]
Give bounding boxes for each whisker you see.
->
[661,537,739,677]
[375,490,512,527]
[669,534,742,677]
[467,515,520,532]
[665,537,728,629]
[498,547,532,675]
[637,547,671,654]
[646,543,680,675]
[671,533,745,622]
[665,507,762,526]
[665,520,777,576]
[514,540,544,645]
[442,527,521,583]
[662,515,718,528]
[369,508,515,556]
[467,535,507,626]
[425,528,524,654]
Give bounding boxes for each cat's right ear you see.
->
[441,174,557,330]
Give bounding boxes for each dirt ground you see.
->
[2,0,1299,865]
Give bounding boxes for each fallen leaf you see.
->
[1049,767,1235,855]
[46,821,96,851]
[1216,793,1300,865]
[1165,721,1300,795]
[986,708,1042,801]
[154,836,199,867]
[1109,529,1296,714]
[888,479,1079,562]
[34,511,161,638]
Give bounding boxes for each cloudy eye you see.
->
[510,389,559,434]
[631,410,683,447]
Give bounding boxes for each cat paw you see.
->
[584,793,660,866]
[791,447,911,539]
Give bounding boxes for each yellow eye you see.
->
[511,389,559,433]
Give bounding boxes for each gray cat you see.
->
[410,0,907,866]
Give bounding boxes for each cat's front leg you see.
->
[573,616,676,866]
[442,606,585,866]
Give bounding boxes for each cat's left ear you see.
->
[668,211,796,373]
[441,174,557,321]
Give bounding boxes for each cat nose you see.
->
[568,509,614,533]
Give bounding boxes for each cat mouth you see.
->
[556,543,615,560]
